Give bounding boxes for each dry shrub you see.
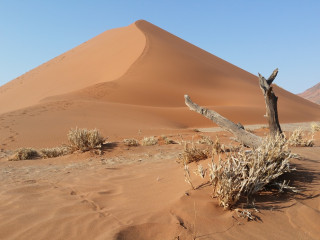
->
[141,136,158,146]
[212,137,224,154]
[123,138,139,146]
[179,143,210,164]
[209,134,296,209]
[197,135,213,145]
[68,127,105,152]
[9,148,39,161]
[311,122,320,133]
[288,128,314,147]
[160,135,176,145]
[40,146,70,158]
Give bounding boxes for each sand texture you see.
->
[1,20,320,239]
[1,130,320,239]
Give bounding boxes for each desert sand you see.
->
[1,129,320,240]
[1,20,320,239]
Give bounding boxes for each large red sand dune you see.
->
[0,20,319,149]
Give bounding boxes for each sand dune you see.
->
[299,82,320,104]
[0,20,319,149]
[1,19,320,240]
[0,22,145,114]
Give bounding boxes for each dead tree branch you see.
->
[184,95,262,148]
[258,68,282,136]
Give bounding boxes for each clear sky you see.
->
[0,0,319,94]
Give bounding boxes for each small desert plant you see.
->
[160,135,176,144]
[179,143,210,164]
[184,162,195,190]
[288,128,314,147]
[68,127,105,151]
[197,135,213,145]
[39,146,70,158]
[141,136,158,146]
[212,137,224,154]
[311,122,320,133]
[194,164,207,179]
[9,148,39,160]
[123,138,139,146]
[209,133,296,209]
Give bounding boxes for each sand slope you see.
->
[0,22,146,113]
[299,82,320,104]
[0,20,320,149]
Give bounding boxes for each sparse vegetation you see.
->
[212,137,223,154]
[209,133,296,209]
[311,122,320,133]
[39,146,70,158]
[197,135,213,145]
[288,128,314,147]
[141,136,158,146]
[184,134,297,210]
[123,138,139,146]
[68,127,105,152]
[179,143,210,164]
[160,135,176,144]
[9,148,39,161]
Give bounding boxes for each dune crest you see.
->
[0,20,320,149]
[0,22,146,114]
[298,82,320,104]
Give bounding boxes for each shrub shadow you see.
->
[238,160,320,212]
[101,142,118,152]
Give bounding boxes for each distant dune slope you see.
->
[0,20,319,148]
[298,82,320,104]
[0,22,146,114]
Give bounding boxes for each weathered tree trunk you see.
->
[184,95,262,148]
[258,69,282,136]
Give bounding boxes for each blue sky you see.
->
[0,0,319,93]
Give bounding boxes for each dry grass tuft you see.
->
[160,135,176,145]
[212,137,224,154]
[311,122,320,133]
[68,127,105,152]
[9,148,39,161]
[39,146,70,158]
[141,136,158,146]
[209,134,296,209]
[123,138,140,146]
[179,143,210,164]
[197,135,213,145]
[184,162,195,189]
[288,128,314,147]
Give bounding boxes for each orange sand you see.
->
[0,20,320,240]
[0,131,320,239]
